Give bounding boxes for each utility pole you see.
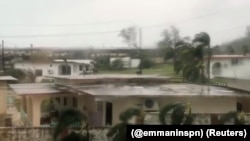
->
[2,40,5,72]
[30,44,33,55]
[138,27,143,74]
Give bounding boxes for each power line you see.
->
[0,30,121,38]
[0,7,250,39]
[0,20,132,27]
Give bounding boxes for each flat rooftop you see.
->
[46,74,170,80]
[9,83,250,98]
[71,83,250,98]
[9,83,61,95]
[0,76,18,81]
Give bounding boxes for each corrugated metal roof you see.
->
[9,83,61,95]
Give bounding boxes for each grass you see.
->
[98,64,179,76]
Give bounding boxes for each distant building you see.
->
[204,54,250,79]
[110,57,141,69]
[7,75,250,127]
[14,59,96,82]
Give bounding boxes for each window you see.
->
[79,65,84,71]
[63,97,67,106]
[72,97,78,108]
[59,65,71,75]
[237,102,243,112]
[35,69,43,76]
[55,97,60,104]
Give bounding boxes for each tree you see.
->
[246,25,250,37]
[242,45,249,56]
[119,26,137,47]
[227,46,235,54]
[212,45,221,55]
[53,109,88,141]
[94,55,111,70]
[30,50,51,63]
[107,108,140,141]
[157,26,180,64]
[192,32,211,84]
[3,68,26,81]
[23,69,37,83]
[111,59,124,70]
[119,26,143,74]
[158,103,193,125]
[219,111,245,125]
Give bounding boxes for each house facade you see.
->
[110,57,140,69]
[7,75,250,127]
[204,55,250,79]
[14,59,96,82]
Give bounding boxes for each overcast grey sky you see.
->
[0,0,250,48]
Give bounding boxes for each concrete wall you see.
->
[216,77,250,92]
[111,96,237,125]
[0,81,7,115]
[0,81,7,126]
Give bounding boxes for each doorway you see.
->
[105,102,112,125]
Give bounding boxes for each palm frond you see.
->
[171,105,186,125]
[219,111,238,125]
[53,109,86,141]
[119,108,140,123]
[61,132,88,141]
[159,103,184,124]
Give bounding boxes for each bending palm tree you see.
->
[192,32,211,84]
[159,103,194,125]
[53,109,88,141]
[107,108,140,141]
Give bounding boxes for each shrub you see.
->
[111,59,124,70]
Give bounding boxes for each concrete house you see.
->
[14,59,96,82]
[204,55,250,79]
[7,75,250,127]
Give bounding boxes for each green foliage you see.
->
[24,69,36,83]
[4,68,26,81]
[61,132,88,141]
[193,32,210,46]
[219,111,245,125]
[53,109,87,141]
[139,59,154,69]
[94,56,111,70]
[107,108,140,141]
[242,45,249,55]
[159,103,194,125]
[220,26,250,53]
[164,47,174,61]
[119,26,137,47]
[111,59,124,70]
[227,46,235,54]
[157,26,180,62]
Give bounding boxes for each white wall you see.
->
[131,59,140,68]
[206,58,250,79]
[111,96,237,126]
[14,62,93,82]
[110,57,140,68]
